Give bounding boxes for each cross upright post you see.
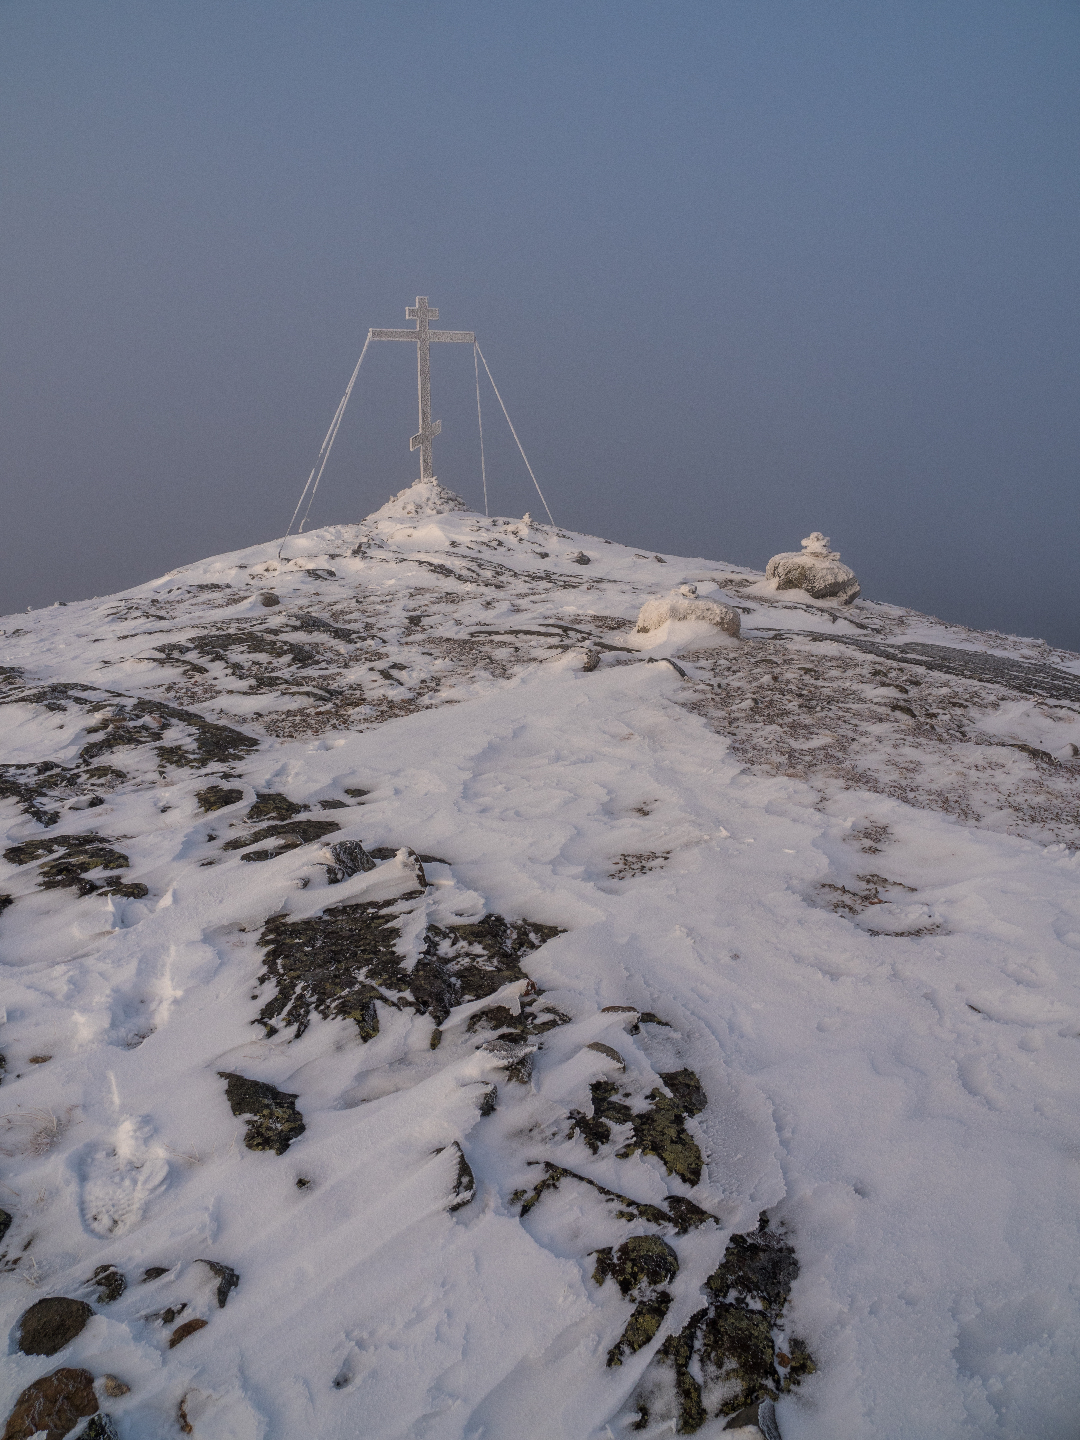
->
[369,297,475,481]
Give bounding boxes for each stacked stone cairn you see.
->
[765,532,860,603]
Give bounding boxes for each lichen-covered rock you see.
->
[2,1367,98,1440]
[635,586,741,638]
[765,532,860,603]
[16,1297,94,1356]
[218,1072,305,1154]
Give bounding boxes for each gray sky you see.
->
[3,1,1078,649]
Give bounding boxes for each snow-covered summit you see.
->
[368,476,472,521]
[2,499,1080,1439]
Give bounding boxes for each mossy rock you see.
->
[245,793,307,822]
[196,784,244,812]
[608,1292,673,1367]
[593,1235,679,1298]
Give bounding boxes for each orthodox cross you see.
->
[369,297,475,481]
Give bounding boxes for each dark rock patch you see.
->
[3,833,131,898]
[196,1259,239,1307]
[245,793,308,822]
[638,1215,816,1431]
[255,901,561,1041]
[223,818,340,862]
[446,1142,475,1211]
[16,1296,94,1356]
[218,1072,305,1154]
[513,1162,715,1235]
[85,1265,125,1304]
[196,785,244,812]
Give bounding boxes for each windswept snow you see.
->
[2,479,1079,1439]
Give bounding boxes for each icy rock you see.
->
[765,532,860,603]
[635,584,741,638]
[370,478,470,521]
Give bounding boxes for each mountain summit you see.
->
[2,487,1079,1438]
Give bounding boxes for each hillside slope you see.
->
[2,480,1079,1440]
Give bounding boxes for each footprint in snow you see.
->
[79,1117,169,1237]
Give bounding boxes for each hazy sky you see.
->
[3,1,1078,648]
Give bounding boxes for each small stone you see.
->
[141,1266,169,1282]
[258,591,280,607]
[82,1416,120,1439]
[169,1317,209,1348]
[2,1367,98,1440]
[100,1377,130,1399]
[569,551,591,565]
[86,1264,125,1304]
[17,1296,95,1356]
[0,1209,11,1243]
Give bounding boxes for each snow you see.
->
[2,480,1080,1438]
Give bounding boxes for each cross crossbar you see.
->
[369,296,475,480]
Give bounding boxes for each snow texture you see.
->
[1,478,1079,1438]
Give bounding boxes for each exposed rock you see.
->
[245,793,307,822]
[446,1141,475,1211]
[258,591,280,606]
[195,784,243,812]
[765,532,860,603]
[636,585,741,638]
[218,1072,306,1154]
[169,1317,209,1348]
[85,1264,125,1304]
[0,1208,11,1241]
[325,839,377,884]
[593,1235,679,1298]
[256,902,561,1040]
[635,1215,816,1431]
[16,1296,95,1356]
[2,1367,98,1440]
[594,1236,679,1367]
[195,1258,240,1307]
[82,1416,120,1439]
[99,1377,129,1399]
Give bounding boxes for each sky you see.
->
[2,0,1078,649]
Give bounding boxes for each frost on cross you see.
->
[765,531,860,604]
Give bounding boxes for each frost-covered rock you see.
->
[765,532,860,603]
[370,477,469,521]
[635,584,741,638]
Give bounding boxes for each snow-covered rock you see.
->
[635,584,741,638]
[369,476,470,520]
[765,531,860,603]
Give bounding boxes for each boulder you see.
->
[2,1367,97,1440]
[765,532,859,603]
[635,585,741,638]
[16,1297,94,1356]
